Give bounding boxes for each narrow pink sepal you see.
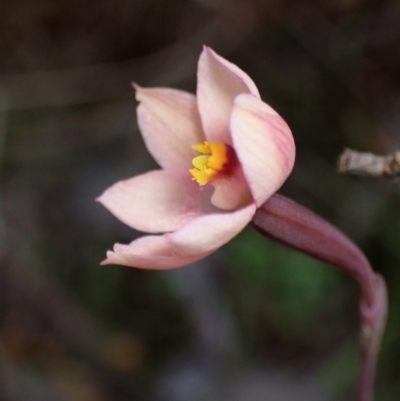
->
[231,94,295,207]
[135,85,205,169]
[101,235,213,270]
[252,194,387,401]
[167,202,256,255]
[197,46,260,144]
[97,170,216,234]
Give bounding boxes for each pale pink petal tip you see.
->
[197,46,260,144]
[131,81,141,90]
[101,236,213,270]
[201,46,260,97]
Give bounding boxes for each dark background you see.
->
[0,0,399,400]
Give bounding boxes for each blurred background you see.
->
[0,0,399,400]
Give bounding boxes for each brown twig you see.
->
[338,148,400,177]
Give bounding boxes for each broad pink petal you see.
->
[231,94,295,207]
[197,46,260,144]
[97,170,216,233]
[167,203,256,254]
[135,85,205,169]
[102,235,212,270]
[210,167,252,210]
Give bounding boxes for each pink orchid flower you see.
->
[97,46,295,269]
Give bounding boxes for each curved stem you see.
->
[252,194,387,401]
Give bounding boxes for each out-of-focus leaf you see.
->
[227,227,341,339]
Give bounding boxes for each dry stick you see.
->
[338,148,400,177]
[252,194,387,401]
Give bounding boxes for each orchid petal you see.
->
[210,167,252,210]
[135,85,204,169]
[167,203,256,255]
[197,46,260,144]
[231,94,295,207]
[97,170,216,233]
[102,235,212,270]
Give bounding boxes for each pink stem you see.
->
[252,194,387,401]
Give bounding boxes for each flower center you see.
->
[190,141,236,185]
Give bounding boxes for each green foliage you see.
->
[82,258,126,314]
[227,227,341,340]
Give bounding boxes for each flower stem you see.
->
[252,194,387,401]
